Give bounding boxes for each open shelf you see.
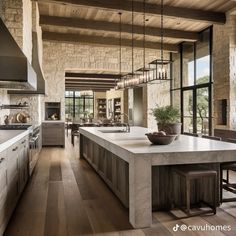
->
[0,104,29,109]
[97,98,107,119]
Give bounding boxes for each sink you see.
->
[99,129,127,133]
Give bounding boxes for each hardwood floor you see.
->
[4,134,236,236]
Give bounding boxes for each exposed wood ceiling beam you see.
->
[40,15,199,41]
[65,73,119,79]
[43,31,179,52]
[66,79,115,85]
[65,79,116,83]
[65,85,110,89]
[65,83,114,87]
[65,81,116,85]
[65,87,109,91]
[36,0,226,24]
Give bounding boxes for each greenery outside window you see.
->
[65,90,94,121]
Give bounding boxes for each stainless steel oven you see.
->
[29,125,41,176]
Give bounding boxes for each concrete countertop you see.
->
[42,120,65,123]
[0,130,29,153]
[79,126,236,165]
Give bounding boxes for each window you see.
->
[65,91,94,120]
[171,27,212,135]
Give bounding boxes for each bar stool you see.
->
[220,138,236,202]
[173,165,217,217]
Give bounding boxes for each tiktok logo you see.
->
[173,224,179,232]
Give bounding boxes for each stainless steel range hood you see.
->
[0,18,37,90]
[8,32,46,94]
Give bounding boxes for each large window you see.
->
[65,91,94,120]
[171,27,212,135]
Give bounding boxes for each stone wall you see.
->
[22,0,32,63]
[146,81,171,130]
[213,14,236,130]
[42,41,166,121]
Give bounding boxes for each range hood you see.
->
[0,18,37,90]
[8,32,46,94]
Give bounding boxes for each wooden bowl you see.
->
[145,133,176,145]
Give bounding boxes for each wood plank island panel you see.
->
[79,126,236,228]
[80,135,221,211]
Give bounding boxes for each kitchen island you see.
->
[79,126,236,228]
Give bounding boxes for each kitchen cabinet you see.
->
[29,125,41,176]
[0,151,8,235]
[0,134,29,235]
[81,136,129,207]
[42,122,65,147]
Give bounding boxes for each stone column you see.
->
[129,156,152,228]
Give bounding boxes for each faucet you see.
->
[120,113,130,133]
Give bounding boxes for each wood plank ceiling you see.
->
[36,0,236,91]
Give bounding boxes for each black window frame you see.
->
[65,91,94,119]
[171,26,213,135]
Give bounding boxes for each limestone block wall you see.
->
[0,0,23,49]
[228,15,236,129]
[213,14,236,130]
[146,82,171,130]
[22,0,32,63]
[42,41,167,121]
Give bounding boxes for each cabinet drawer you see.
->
[7,173,19,206]
[42,123,64,128]
[7,155,18,184]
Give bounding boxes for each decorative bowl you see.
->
[145,133,176,145]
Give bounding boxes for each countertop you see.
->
[79,126,236,165]
[43,120,64,123]
[0,129,29,153]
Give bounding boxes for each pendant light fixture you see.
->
[116,0,171,90]
[125,0,135,88]
[160,0,165,79]
[154,0,171,80]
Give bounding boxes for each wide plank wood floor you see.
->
[4,134,236,236]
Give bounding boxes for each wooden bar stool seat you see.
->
[173,165,217,217]
[220,161,236,202]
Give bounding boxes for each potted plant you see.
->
[151,105,181,139]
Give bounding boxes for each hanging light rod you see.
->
[115,0,172,90]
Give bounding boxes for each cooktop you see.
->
[0,124,32,130]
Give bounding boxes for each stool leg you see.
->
[213,175,217,214]
[220,168,223,203]
[186,178,191,214]
[72,133,74,146]
[226,170,229,183]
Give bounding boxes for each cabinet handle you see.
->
[12,146,18,151]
